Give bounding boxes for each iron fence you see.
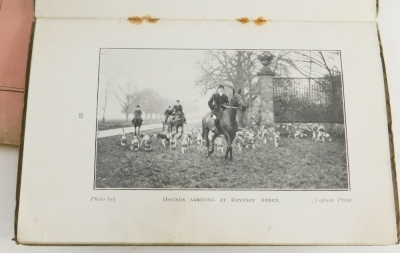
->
[273,77,344,123]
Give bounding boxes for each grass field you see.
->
[95,128,349,189]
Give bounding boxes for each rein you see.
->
[224,106,239,109]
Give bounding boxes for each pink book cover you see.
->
[0,0,34,146]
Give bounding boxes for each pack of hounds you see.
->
[119,123,337,154]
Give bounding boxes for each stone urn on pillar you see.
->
[256,53,275,127]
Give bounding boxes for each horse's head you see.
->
[232,89,248,130]
[175,111,184,124]
[232,89,246,111]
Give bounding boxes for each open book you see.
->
[16,0,399,245]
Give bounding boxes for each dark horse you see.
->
[202,89,246,160]
[173,111,185,134]
[131,116,142,136]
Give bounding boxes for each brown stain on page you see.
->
[253,16,267,26]
[128,15,159,25]
[236,16,267,26]
[143,15,159,24]
[128,16,143,25]
[236,17,250,24]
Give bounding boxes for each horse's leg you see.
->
[205,128,210,155]
[208,133,219,156]
[223,133,232,160]
[229,141,233,160]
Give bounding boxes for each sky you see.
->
[97,49,342,120]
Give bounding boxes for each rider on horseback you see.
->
[208,85,230,134]
[173,100,187,124]
[133,105,143,124]
[164,106,173,124]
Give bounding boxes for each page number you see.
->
[79,113,84,118]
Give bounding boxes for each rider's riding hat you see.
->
[217,85,224,89]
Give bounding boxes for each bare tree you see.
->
[278,51,341,79]
[196,50,297,96]
[112,81,137,121]
[196,51,259,94]
[99,72,115,123]
[135,89,162,120]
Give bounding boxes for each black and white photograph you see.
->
[95,49,348,190]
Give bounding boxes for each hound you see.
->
[181,137,189,153]
[288,130,307,139]
[271,131,280,147]
[287,130,296,139]
[257,125,266,140]
[317,130,332,142]
[236,130,245,139]
[282,123,292,131]
[121,129,127,146]
[186,133,195,144]
[130,134,140,151]
[261,129,272,143]
[196,132,203,146]
[294,130,307,139]
[167,133,177,149]
[313,124,331,142]
[262,128,276,143]
[155,132,169,147]
[311,123,320,141]
[234,136,246,151]
[144,138,152,151]
[244,135,256,150]
[215,136,224,153]
[140,133,150,147]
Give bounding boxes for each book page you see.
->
[35,0,377,22]
[17,18,397,245]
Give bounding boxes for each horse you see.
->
[202,88,247,160]
[174,111,185,134]
[165,115,175,133]
[131,116,142,136]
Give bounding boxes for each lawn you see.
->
[95,130,349,189]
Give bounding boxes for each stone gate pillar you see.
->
[257,54,275,127]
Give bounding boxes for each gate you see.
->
[273,77,344,123]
